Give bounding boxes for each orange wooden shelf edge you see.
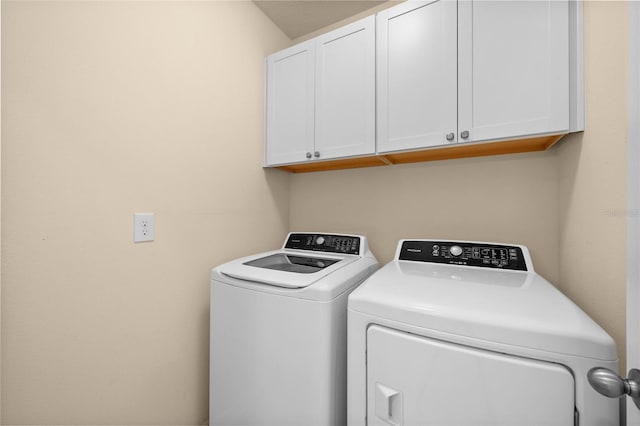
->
[275,134,565,173]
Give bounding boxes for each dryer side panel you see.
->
[366,325,575,426]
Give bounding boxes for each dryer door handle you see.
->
[374,383,403,426]
[588,367,640,409]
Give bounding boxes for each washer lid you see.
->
[220,250,359,288]
[349,261,617,361]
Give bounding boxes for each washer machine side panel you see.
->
[210,278,349,426]
[366,325,575,426]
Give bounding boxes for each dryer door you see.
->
[366,326,575,426]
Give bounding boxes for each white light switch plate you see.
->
[134,213,155,243]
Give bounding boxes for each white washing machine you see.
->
[210,232,378,426]
[348,239,618,426]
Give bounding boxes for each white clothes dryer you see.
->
[210,232,378,426]
[348,239,618,426]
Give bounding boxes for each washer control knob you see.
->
[316,236,325,245]
[449,245,463,257]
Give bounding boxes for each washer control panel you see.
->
[285,233,361,255]
[399,240,527,271]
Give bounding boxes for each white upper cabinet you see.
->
[315,16,376,161]
[265,0,582,169]
[265,16,375,166]
[377,0,577,154]
[376,0,458,153]
[265,41,315,166]
[457,0,570,144]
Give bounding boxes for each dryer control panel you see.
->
[285,233,361,255]
[399,240,528,271]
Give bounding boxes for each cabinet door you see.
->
[265,41,315,166]
[458,0,570,143]
[315,16,375,160]
[377,0,458,153]
[367,325,575,426]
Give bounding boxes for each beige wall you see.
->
[290,152,561,280]
[1,1,290,424]
[557,0,628,370]
[290,0,629,371]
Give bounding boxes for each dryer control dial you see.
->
[449,245,463,257]
[316,236,325,245]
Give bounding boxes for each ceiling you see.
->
[253,0,388,40]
